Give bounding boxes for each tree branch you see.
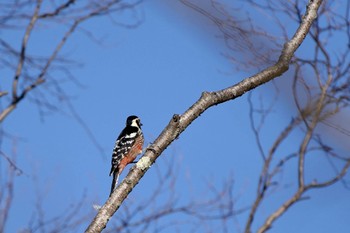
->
[257,187,305,233]
[85,0,323,232]
[12,0,42,101]
[257,158,350,233]
[306,160,350,189]
[38,0,76,18]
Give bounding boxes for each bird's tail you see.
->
[110,172,119,196]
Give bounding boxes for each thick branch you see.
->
[85,0,322,232]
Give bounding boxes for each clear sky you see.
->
[2,1,349,232]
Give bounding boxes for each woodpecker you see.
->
[109,115,144,196]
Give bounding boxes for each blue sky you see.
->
[2,1,349,232]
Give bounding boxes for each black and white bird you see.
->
[109,115,144,196]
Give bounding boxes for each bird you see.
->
[109,115,144,196]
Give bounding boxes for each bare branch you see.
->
[0,92,8,98]
[257,158,350,233]
[0,144,18,232]
[12,0,42,101]
[306,160,350,189]
[39,0,76,18]
[248,92,267,161]
[257,187,305,233]
[0,151,23,175]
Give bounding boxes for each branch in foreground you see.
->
[85,0,322,232]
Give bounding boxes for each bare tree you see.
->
[0,0,142,124]
[0,0,142,232]
[168,0,350,232]
[86,1,335,232]
[243,1,350,232]
[2,0,349,232]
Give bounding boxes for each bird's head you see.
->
[126,115,142,128]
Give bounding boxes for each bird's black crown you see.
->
[126,115,141,127]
